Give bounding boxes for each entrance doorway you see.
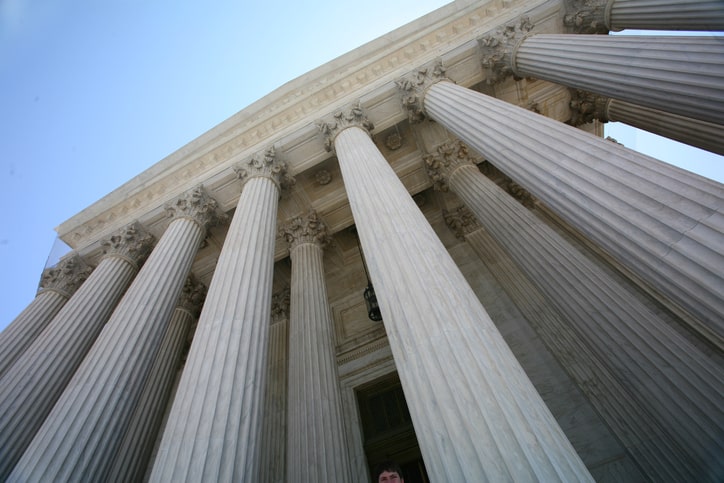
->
[355,373,429,483]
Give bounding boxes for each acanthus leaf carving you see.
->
[423,139,477,192]
[234,146,295,191]
[478,17,533,84]
[164,186,227,233]
[279,210,331,251]
[271,286,290,323]
[176,274,207,318]
[563,0,611,34]
[317,102,374,152]
[568,89,610,126]
[38,252,93,298]
[443,205,481,240]
[396,61,448,124]
[100,221,155,267]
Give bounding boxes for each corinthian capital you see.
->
[423,140,477,192]
[396,61,448,123]
[234,146,294,191]
[271,286,290,324]
[38,253,93,297]
[563,0,611,34]
[176,275,207,318]
[568,89,611,126]
[101,221,155,268]
[478,18,533,84]
[443,206,481,240]
[279,211,331,251]
[165,186,226,232]
[317,102,374,152]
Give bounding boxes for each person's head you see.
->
[374,460,404,483]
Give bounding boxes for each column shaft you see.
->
[8,216,205,482]
[424,80,724,346]
[0,255,138,479]
[287,241,352,481]
[443,151,723,479]
[609,0,724,31]
[515,35,724,125]
[607,98,724,156]
[333,125,592,482]
[151,177,280,482]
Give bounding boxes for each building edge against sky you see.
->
[1,0,723,481]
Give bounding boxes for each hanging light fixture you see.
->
[350,227,382,322]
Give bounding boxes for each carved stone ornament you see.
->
[568,89,610,126]
[396,61,448,124]
[164,185,227,232]
[100,221,155,267]
[423,140,477,192]
[271,286,290,323]
[176,275,207,318]
[279,210,331,250]
[443,205,481,240]
[234,146,294,190]
[385,132,403,151]
[478,17,533,84]
[317,102,374,152]
[315,169,332,186]
[38,252,93,297]
[563,0,611,34]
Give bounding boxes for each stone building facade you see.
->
[1,0,722,481]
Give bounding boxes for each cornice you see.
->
[56,0,553,252]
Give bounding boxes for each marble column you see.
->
[564,0,724,33]
[0,253,91,377]
[150,147,293,482]
[258,288,290,483]
[0,222,154,480]
[398,64,724,348]
[478,19,724,125]
[280,211,353,482]
[8,187,222,482]
[569,89,724,156]
[106,276,207,483]
[318,105,592,482]
[427,140,724,480]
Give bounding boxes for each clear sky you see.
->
[1,1,722,331]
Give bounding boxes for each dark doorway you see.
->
[356,373,429,483]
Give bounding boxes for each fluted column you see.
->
[150,147,293,482]
[564,0,724,33]
[427,140,724,480]
[569,89,724,155]
[478,19,724,125]
[0,222,154,480]
[258,288,290,483]
[318,105,592,482]
[399,64,724,347]
[0,253,91,377]
[106,276,207,483]
[280,211,353,482]
[8,187,222,482]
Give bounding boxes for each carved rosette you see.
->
[478,18,533,84]
[315,169,332,186]
[317,102,374,152]
[423,140,477,192]
[569,89,610,125]
[396,62,448,123]
[176,275,207,318]
[443,206,482,240]
[164,186,226,233]
[563,0,610,34]
[270,286,290,324]
[279,211,331,251]
[100,222,155,268]
[38,253,93,297]
[234,146,294,192]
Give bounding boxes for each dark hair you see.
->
[373,460,403,480]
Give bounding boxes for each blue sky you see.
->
[1,1,722,330]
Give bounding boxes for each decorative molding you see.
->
[234,146,295,191]
[568,89,610,125]
[317,102,374,152]
[478,17,533,84]
[271,286,290,324]
[385,132,403,150]
[443,205,481,240]
[563,0,611,34]
[176,275,207,318]
[38,253,93,298]
[164,186,226,232]
[396,61,448,124]
[100,221,155,268]
[279,211,331,251]
[315,169,332,186]
[423,139,477,192]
